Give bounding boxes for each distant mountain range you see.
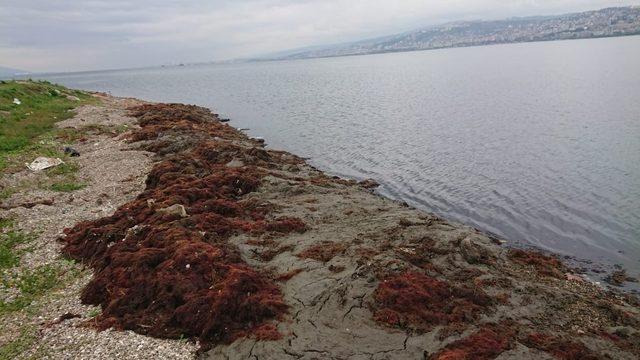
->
[268,6,640,60]
[0,66,28,78]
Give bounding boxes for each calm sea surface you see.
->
[38,36,640,275]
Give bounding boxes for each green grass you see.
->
[87,307,101,318]
[0,80,94,171]
[0,263,75,315]
[0,326,37,360]
[0,231,33,270]
[45,162,79,177]
[0,218,13,229]
[49,182,86,192]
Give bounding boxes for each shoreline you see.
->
[1,87,639,359]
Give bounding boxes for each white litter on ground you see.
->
[26,157,64,171]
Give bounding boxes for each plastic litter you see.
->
[13,98,21,105]
[26,157,64,171]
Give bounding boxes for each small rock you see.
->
[65,95,80,101]
[225,158,245,168]
[157,204,188,218]
[565,273,584,282]
[460,234,498,265]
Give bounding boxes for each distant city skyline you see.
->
[1,1,639,73]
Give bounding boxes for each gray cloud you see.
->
[1,0,637,72]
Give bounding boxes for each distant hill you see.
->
[271,6,640,60]
[0,66,28,79]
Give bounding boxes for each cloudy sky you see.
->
[0,0,637,73]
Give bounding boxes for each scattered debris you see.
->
[0,198,54,210]
[26,157,64,171]
[64,146,81,157]
[13,97,21,105]
[45,313,82,328]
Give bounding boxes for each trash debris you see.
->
[64,146,81,157]
[13,98,21,105]
[219,118,230,123]
[26,157,64,171]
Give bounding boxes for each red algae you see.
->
[522,333,600,360]
[60,103,305,349]
[249,324,283,341]
[508,249,567,279]
[297,241,347,263]
[429,323,516,360]
[264,217,307,234]
[275,269,305,282]
[372,271,492,332]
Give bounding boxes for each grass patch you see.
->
[0,218,13,229]
[0,263,77,315]
[0,325,37,360]
[87,307,101,318]
[45,162,79,177]
[0,80,94,172]
[49,182,86,193]
[0,231,33,270]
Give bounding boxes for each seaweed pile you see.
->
[429,323,516,360]
[61,104,305,348]
[371,271,492,332]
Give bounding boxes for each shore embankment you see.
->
[0,82,639,359]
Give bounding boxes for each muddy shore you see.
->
[1,92,639,359]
